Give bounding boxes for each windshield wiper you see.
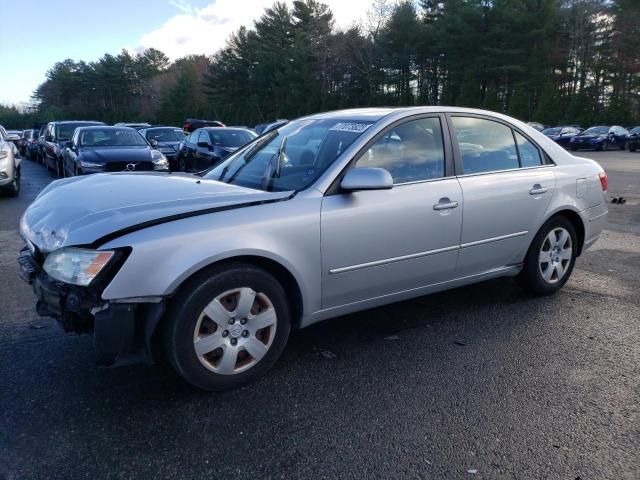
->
[262,135,287,191]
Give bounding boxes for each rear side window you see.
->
[515,132,543,167]
[452,117,519,174]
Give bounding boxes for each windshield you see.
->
[630,127,640,134]
[79,128,148,147]
[583,126,608,135]
[57,123,101,141]
[145,128,184,142]
[209,129,256,148]
[542,127,561,135]
[203,118,374,192]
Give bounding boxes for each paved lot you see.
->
[1,152,639,479]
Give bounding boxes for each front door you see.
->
[321,115,463,309]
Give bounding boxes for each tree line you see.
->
[2,0,639,130]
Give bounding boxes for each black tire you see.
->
[570,145,578,152]
[599,141,608,151]
[6,167,20,197]
[515,216,577,296]
[621,141,627,151]
[178,155,187,172]
[163,263,291,391]
[57,157,65,178]
[630,144,637,152]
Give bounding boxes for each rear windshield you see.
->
[542,128,561,135]
[208,130,256,147]
[145,128,185,142]
[57,123,102,141]
[583,127,608,135]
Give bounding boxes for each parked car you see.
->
[61,126,169,176]
[44,121,105,177]
[114,122,151,130]
[24,129,40,160]
[138,126,185,171]
[570,125,629,151]
[542,126,582,148]
[18,107,608,391]
[0,125,21,196]
[36,125,48,164]
[183,118,225,133]
[527,122,545,132]
[17,130,30,156]
[626,126,640,152]
[176,127,256,172]
[255,119,288,135]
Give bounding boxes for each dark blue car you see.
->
[139,126,185,171]
[542,126,582,148]
[570,125,629,151]
[627,127,640,152]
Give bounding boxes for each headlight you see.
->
[44,248,115,286]
[151,150,169,171]
[80,160,105,169]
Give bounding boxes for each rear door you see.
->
[321,115,463,308]
[449,114,556,277]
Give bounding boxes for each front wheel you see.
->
[516,216,577,296]
[163,264,291,391]
[6,167,20,197]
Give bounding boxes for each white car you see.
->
[0,125,21,196]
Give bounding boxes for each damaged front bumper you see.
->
[18,247,165,367]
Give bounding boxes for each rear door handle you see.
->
[529,184,548,195]
[433,198,459,210]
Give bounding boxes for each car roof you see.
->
[75,125,137,130]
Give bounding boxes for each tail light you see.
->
[599,171,608,192]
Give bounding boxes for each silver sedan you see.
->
[19,107,608,390]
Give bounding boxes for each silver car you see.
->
[19,107,608,391]
[0,125,21,196]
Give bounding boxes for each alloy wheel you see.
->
[193,287,277,375]
[539,227,572,284]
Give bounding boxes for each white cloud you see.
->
[137,0,372,59]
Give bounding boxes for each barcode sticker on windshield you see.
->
[329,122,372,133]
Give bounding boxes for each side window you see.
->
[198,131,209,145]
[515,132,543,167]
[356,117,445,183]
[452,117,519,174]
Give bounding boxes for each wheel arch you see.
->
[542,209,586,256]
[168,254,304,328]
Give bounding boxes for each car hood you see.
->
[20,173,293,252]
[80,146,153,163]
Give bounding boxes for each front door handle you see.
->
[529,184,548,195]
[433,198,459,210]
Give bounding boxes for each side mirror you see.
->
[341,167,393,192]
[149,139,158,148]
[45,135,53,142]
[65,141,73,149]
[6,134,20,142]
[197,141,210,149]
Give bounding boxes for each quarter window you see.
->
[356,117,445,183]
[515,131,543,167]
[452,117,519,174]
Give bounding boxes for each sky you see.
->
[0,0,372,106]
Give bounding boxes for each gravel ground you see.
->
[0,151,638,479]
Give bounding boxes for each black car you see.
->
[182,118,225,134]
[138,126,185,171]
[44,120,105,176]
[570,125,629,151]
[541,126,582,148]
[62,126,169,176]
[176,127,256,172]
[627,126,640,152]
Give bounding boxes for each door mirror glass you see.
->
[341,167,393,192]
[149,139,158,147]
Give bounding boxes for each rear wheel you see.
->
[163,263,291,391]
[516,216,577,295]
[598,141,607,151]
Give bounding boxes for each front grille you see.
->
[105,162,154,172]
